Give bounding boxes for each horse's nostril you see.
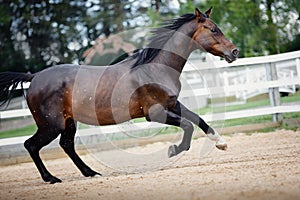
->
[231,48,239,57]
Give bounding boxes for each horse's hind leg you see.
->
[59,118,101,177]
[24,129,62,184]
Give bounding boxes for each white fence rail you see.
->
[180,50,300,121]
[1,51,300,131]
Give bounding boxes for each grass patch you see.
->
[0,124,37,139]
[197,90,300,114]
[281,91,300,103]
[222,115,273,127]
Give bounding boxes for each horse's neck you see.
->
[154,50,188,73]
[153,23,196,74]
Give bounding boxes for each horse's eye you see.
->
[204,25,217,34]
[211,29,217,33]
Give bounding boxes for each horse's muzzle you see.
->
[231,48,239,58]
[224,48,239,63]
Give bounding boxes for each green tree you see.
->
[1,0,299,74]
[0,0,162,72]
[0,0,88,72]
[198,0,299,57]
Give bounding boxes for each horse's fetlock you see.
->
[179,143,190,151]
[185,145,190,151]
[206,127,215,135]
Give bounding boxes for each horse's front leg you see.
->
[171,101,227,151]
[146,104,194,158]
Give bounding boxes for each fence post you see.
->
[266,62,282,122]
[296,58,300,78]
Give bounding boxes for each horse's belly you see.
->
[73,106,132,126]
[72,104,102,126]
[70,64,143,125]
[71,65,109,125]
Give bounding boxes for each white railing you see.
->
[1,51,300,131]
[179,50,300,121]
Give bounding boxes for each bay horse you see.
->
[0,8,239,184]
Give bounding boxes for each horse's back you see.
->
[28,64,110,94]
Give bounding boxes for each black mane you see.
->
[131,13,197,68]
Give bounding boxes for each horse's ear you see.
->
[195,8,205,22]
[205,6,213,18]
[195,8,203,17]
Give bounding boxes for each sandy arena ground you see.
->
[0,129,299,200]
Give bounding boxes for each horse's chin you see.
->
[224,55,236,63]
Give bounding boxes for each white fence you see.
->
[180,50,300,121]
[1,51,300,132]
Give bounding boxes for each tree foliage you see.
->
[0,0,89,72]
[0,0,299,72]
[199,0,300,57]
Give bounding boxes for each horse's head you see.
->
[192,7,239,63]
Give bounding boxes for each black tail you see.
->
[0,72,35,107]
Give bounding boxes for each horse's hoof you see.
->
[93,173,102,178]
[168,145,178,158]
[215,135,227,151]
[216,143,228,151]
[83,169,102,177]
[43,176,62,184]
[50,177,62,184]
[92,172,102,177]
